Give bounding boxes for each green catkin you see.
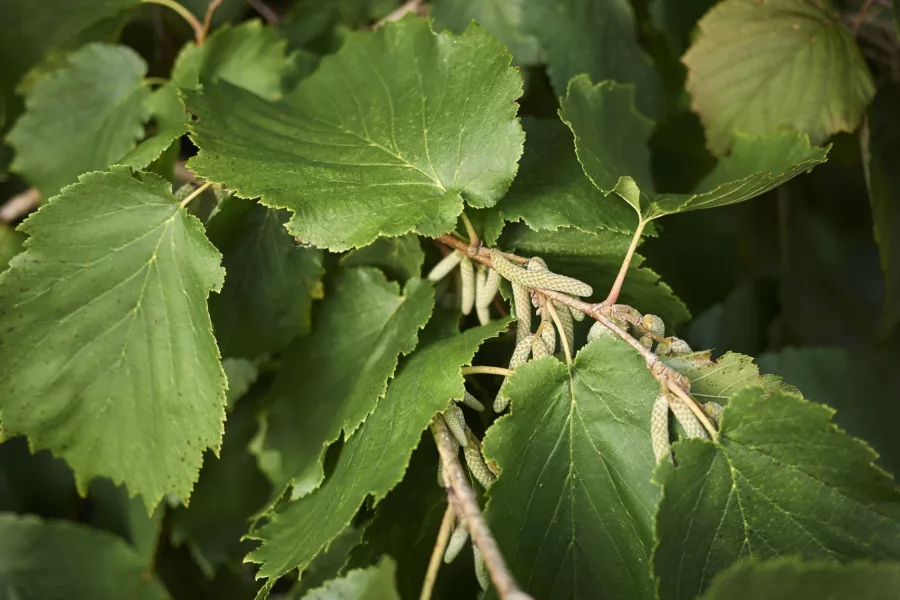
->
[703,401,724,426]
[642,314,665,336]
[651,393,671,463]
[490,250,593,297]
[478,268,501,307]
[658,337,692,355]
[427,250,462,282]
[444,521,469,564]
[459,256,475,315]
[512,282,532,343]
[494,335,535,412]
[554,301,574,355]
[443,404,469,448]
[473,546,489,591]
[569,305,585,321]
[668,394,709,440]
[639,335,654,350]
[587,320,613,342]
[475,267,490,325]
[457,391,485,412]
[464,443,496,489]
[531,333,550,358]
[540,312,556,354]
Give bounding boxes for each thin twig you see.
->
[853,0,875,34]
[201,0,223,41]
[246,0,279,24]
[374,0,423,28]
[431,419,532,600]
[462,366,513,377]
[460,212,479,247]
[419,505,456,600]
[668,381,718,440]
[1,187,40,223]
[179,181,212,208]
[544,301,572,366]
[604,218,647,305]
[141,0,205,44]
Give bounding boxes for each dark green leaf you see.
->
[0,513,170,599]
[187,16,524,251]
[0,224,24,271]
[299,557,400,600]
[8,43,150,197]
[653,387,900,600]
[120,82,189,171]
[87,478,164,568]
[684,0,875,154]
[251,269,434,497]
[247,321,508,590]
[0,166,226,511]
[207,197,324,359]
[431,0,541,65]
[340,234,425,282]
[483,338,661,600]
[649,0,717,55]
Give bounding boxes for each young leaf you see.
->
[187,16,524,251]
[7,43,150,197]
[560,77,830,221]
[501,225,690,326]
[340,234,426,283]
[663,351,792,406]
[522,0,663,117]
[483,337,662,600]
[499,118,637,235]
[698,558,900,600]
[250,269,434,498]
[247,321,509,592]
[684,0,875,155]
[206,197,325,359]
[0,513,169,599]
[653,387,900,600]
[171,20,293,101]
[0,166,226,511]
[298,557,401,600]
[431,0,541,65]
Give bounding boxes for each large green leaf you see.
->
[0,514,170,599]
[7,43,150,197]
[340,234,425,283]
[501,225,690,326]
[649,0,717,55]
[699,558,900,600]
[862,86,900,334]
[683,0,875,155]
[172,20,293,101]
[499,118,637,236]
[251,269,434,497]
[207,197,324,359]
[521,0,663,117]
[483,338,661,600]
[120,82,189,171]
[247,322,508,591]
[299,557,400,600]
[431,0,541,65]
[653,387,900,600]
[187,16,524,251]
[663,351,791,406]
[560,76,830,220]
[0,166,226,511]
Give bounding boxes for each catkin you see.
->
[478,268,501,307]
[512,282,532,343]
[464,443,496,489]
[443,405,469,448]
[651,393,671,463]
[490,250,593,297]
[668,395,708,440]
[540,313,556,355]
[569,305,585,321]
[459,257,475,315]
[427,251,462,282]
[444,521,469,564]
[474,267,490,324]
[494,335,534,412]
[457,391,485,412]
[554,301,574,355]
[703,401,724,427]
[642,314,665,336]
[658,337,692,355]
[473,546,489,591]
[531,334,550,359]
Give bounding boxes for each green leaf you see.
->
[652,387,900,600]
[757,346,900,478]
[649,0,717,55]
[0,0,139,90]
[247,321,508,589]
[171,395,272,575]
[172,20,293,101]
[501,225,690,326]
[431,0,541,65]
[223,357,259,408]
[290,527,364,598]
[560,76,830,220]
[0,513,170,599]
[340,234,425,282]
[683,0,875,155]
[522,0,663,117]
[187,16,524,251]
[0,223,24,271]
[7,43,151,197]
[299,557,400,600]
[862,86,900,334]
[663,351,792,406]
[207,197,325,359]
[699,558,900,600]
[251,269,434,497]
[120,82,190,171]
[483,337,661,600]
[0,166,226,511]
[499,118,637,236]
